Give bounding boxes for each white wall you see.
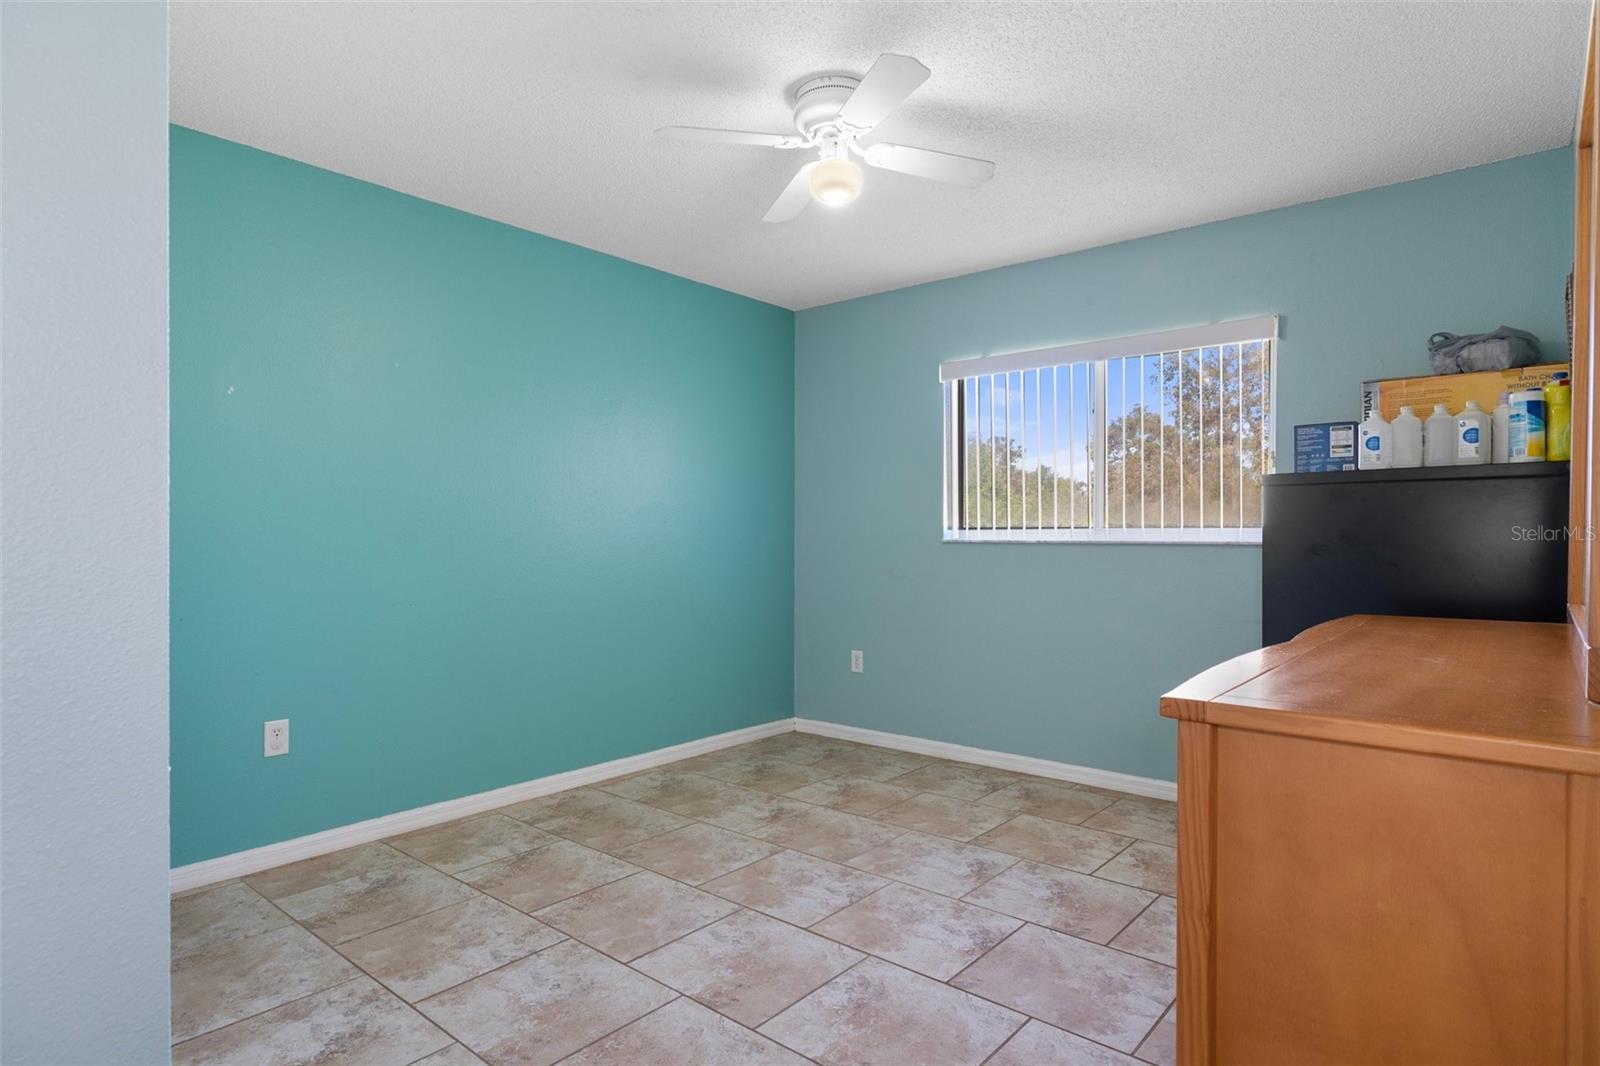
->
[1,3,172,1061]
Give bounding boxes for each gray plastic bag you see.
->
[1427,326,1541,374]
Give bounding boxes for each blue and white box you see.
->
[1294,421,1358,473]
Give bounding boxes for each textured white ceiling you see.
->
[171,2,1588,310]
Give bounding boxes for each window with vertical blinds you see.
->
[940,316,1277,543]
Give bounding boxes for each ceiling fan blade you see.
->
[655,126,803,149]
[862,143,995,187]
[763,164,815,223]
[837,54,930,130]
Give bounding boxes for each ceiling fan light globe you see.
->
[809,157,863,206]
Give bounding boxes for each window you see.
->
[941,316,1277,544]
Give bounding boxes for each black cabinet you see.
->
[1261,464,1569,647]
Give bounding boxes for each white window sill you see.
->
[943,528,1262,546]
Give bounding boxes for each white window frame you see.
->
[940,315,1278,546]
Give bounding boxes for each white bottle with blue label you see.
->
[1456,400,1491,465]
[1358,410,1391,469]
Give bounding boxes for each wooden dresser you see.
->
[1160,614,1599,1065]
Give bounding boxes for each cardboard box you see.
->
[1361,364,1569,423]
[1294,421,1358,472]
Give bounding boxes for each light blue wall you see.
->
[2,3,171,1061]
[171,128,794,866]
[795,149,1573,782]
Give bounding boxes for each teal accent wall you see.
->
[795,149,1573,782]
[171,127,794,866]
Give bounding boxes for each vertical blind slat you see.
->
[1237,343,1245,529]
[1178,350,1186,528]
[989,374,997,530]
[1066,364,1075,529]
[1051,367,1060,530]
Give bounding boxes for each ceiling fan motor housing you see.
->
[792,75,862,137]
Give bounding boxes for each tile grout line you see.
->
[977,1026,1019,1066]
[252,852,574,1038]
[406,933,637,1062]
[278,850,505,945]
[407,930,577,1016]
[421,835,562,881]
[586,839,1062,1047]
[530,807,1043,1047]
[399,756,878,1056]
[966,809,1143,874]
[760,757,1182,1035]
[597,903,830,1063]
[767,944,1036,1062]
[474,865,640,921]
[758,883,1031,989]
[1102,889,1164,952]
[708,771,1149,843]
[177,864,478,1050]
[544,993,691,1065]
[659,842,788,889]
[583,747,1169,863]
[746,955,874,1062]
[509,746,1177,976]
[175,738,1176,1060]
[943,917,1031,990]
[251,842,478,945]
[214,741,1173,966]
[175,891,438,1047]
[1127,1003,1174,1066]
[952,853,1025,898]
[191,865,551,1057]
[554,745,1181,1037]
[170,879,303,959]
[325,929,494,1062]
[309,891,491,952]
[538,877,743,966]
[940,922,1158,1062]
[1087,833,1142,877]
[170,973,372,1052]
[383,811,563,875]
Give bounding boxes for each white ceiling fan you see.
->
[656,54,996,223]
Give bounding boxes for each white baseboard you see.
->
[795,718,1177,802]
[174,715,1174,893]
[170,717,795,894]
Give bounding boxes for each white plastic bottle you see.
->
[1492,392,1510,464]
[1455,399,1491,465]
[1424,403,1456,467]
[1358,409,1391,470]
[1391,405,1423,468]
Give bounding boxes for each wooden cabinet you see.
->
[1161,615,1599,1065]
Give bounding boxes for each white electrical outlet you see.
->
[264,719,289,757]
[850,650,864,673]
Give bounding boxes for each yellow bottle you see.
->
[1544,372,1571,462]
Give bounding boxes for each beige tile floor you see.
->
[171,733,1178,1066]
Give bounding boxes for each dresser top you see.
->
[1161,615,1600,775]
